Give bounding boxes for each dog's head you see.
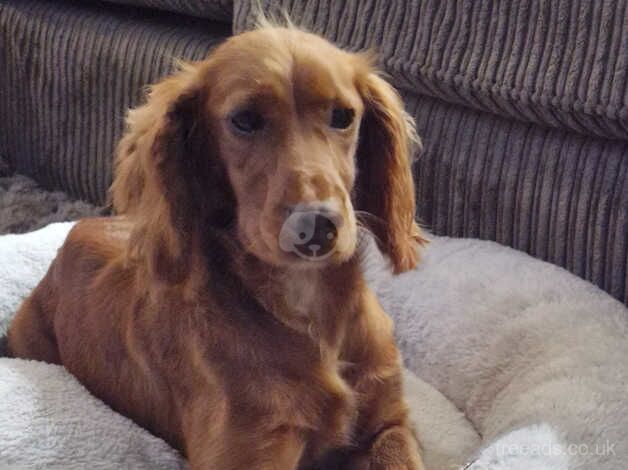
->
[112,27,424,282]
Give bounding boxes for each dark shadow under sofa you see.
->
[0,0,626,306]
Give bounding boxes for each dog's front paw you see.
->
[366,426,425,470]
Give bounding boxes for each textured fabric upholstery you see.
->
[234,0,628,304]
[0,0,228,204]
[407,92,628,304]
[100,0,233,22]
[235,0,628,141]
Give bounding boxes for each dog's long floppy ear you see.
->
[111,69,235,284]
[355,72,426,273]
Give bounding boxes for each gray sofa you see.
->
[1,0,626,306]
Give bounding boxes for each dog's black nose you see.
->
[288,209,339,258]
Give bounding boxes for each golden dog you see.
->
[8,25,426,470]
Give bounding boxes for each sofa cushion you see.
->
[406,91,628,306]
[234,0,628,141]
[0,0,229,205]
[101,0,233,23]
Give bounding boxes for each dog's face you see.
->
[207,29,364,266]
[113,27,424,278]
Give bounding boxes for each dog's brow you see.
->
[292,61,352,111]
[225,86,289,113]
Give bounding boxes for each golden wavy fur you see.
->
[8,25,426,469]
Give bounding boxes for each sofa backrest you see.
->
[0,0,228,204]
[101,0,233,23]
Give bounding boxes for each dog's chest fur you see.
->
[243,265,361,456]
[207,256,364,460]
[278,268,361,457]
[284,269,320,319]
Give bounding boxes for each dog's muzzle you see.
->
[279,203,342,260]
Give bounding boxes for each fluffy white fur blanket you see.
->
[0,223,626,469]
[364,235,628,470]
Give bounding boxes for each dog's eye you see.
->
[230,110,264,135]
[330,107,355,129]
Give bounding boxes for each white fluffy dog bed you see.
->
[1,223,627,469]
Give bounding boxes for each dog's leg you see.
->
[344,426,424,470]
[185,416,305,470]
[7,270,60,364]
[342,291,425,470]
[342,380,425,470]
